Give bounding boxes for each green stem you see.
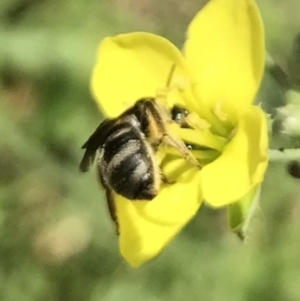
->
[268,149,300,162]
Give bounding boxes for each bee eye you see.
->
[171,107,181,121]
[183,109,189,117]
[171,105,188,119]
[171,105,190,128]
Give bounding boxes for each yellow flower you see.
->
[90,0,268,267]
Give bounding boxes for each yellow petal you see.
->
[115,162,202,267]
[202,105,268,207]
[184,0,265,110]
[91,32,191,118]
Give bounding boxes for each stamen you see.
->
[190,85,230,137]
[164,147,219,161]
[186,112,211,131]
[191,149,220,160]
[227,128,237,141]
[177,84,231,140]
[157,67,231,151]
[213,100,228,121]
[170,124,226,152]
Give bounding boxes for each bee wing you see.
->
[79,148,96,172]
[97,166,120,235]
[80,118,113,172]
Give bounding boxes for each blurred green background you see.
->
[0,0,300,300]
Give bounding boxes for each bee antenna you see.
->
[166,63,176,87]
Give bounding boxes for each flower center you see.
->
[156,72,235,168]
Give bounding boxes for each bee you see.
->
[80,98,200,231]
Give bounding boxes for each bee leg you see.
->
[162,133,202,170]
[161,172,175,185]
[150,140,161,152]
[105,188,120,235]
[97,168,119,235]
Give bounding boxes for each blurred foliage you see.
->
[0,0,300,300]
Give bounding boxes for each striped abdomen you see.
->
[98,120,160,200]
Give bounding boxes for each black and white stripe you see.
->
[98,121,156,200]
